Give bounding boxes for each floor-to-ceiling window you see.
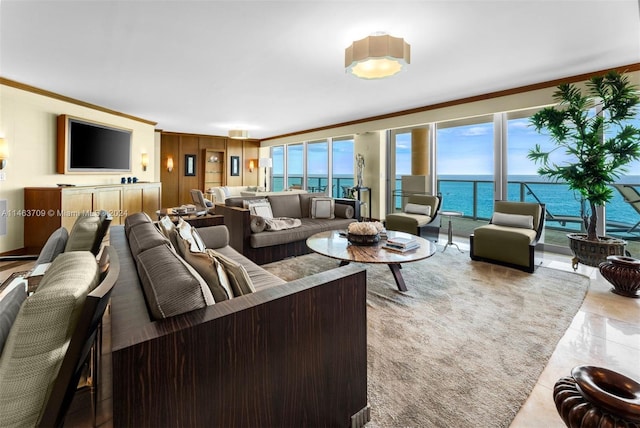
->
[271,146,285,191]
[287,144,304,189]
[391,130,412,210]
[605,111,640,248]
[306,140,328,192]
[436,116,494,220]
[332,137,354,198]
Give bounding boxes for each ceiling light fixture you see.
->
[345,32,410,79]
[228,129,249,139]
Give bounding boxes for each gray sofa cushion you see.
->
[195,225,230,249]
[267,194,302,218]
[128,222,169,258]
[136,244,213,320]
[250,218,355,248]
[35,226,68,265]
[213,246,285,291]
[0,278,28,356]
[0,251,99,428]
[124,212,152,236]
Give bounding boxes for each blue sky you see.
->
[274,116,640,178]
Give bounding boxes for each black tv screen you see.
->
[58,115,132,173]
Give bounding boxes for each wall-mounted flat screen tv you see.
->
[57,115,132,174]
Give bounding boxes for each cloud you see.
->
[462,126,490,136]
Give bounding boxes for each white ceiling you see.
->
[1,1,639,140]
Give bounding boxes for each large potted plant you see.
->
[528,71,640,267]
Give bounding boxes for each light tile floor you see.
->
[444,238,640,427]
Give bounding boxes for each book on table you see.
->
[383,241,420,253]
[386,236,418,248]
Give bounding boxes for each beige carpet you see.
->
[262,250,590,428]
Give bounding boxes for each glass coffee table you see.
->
[306,230,436,292]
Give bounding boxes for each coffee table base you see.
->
[339,261,407,292]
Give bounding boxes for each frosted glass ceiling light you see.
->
[345,32,410,79]
[228,129,249,139]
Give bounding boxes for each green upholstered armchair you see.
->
[384,194,442,242]
[470,201,545,273]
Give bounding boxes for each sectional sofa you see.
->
[108,213,369,427]
[216,192,360,264]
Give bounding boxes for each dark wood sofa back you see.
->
[108,225,369,427]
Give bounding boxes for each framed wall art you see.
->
[230,155,240,176]
[185,154,196,176]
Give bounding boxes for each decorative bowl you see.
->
[347,233,380,246]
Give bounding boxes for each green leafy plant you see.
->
[528,71,640,241]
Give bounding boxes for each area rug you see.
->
[262,251,590,427]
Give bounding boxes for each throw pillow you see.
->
[243,198,268,209]
[404,203,431,216]
[334,204,354,219]
[157,215,176,240]
[311,197,335,219]
[221,186,230,198]
[209,250,256,296]
[177,217,206,253]
[247,200,274,219]
[65,214,101,252]
[492,212,534,229]
[250,215,266,233]
[181,243,233,302]
[0,277,28,356]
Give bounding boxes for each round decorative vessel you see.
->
[553,365,640,427]
[568,233,626,269]
[347,233,380,246]
[598,255,640,298]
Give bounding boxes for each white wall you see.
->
[0,83,157,253]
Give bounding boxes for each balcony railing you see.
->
[391,177,639,241]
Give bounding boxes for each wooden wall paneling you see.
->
[242,140,259,187]
[226,138,243,187]
[160,133,180,209]
[179,135,200,204]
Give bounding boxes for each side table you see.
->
[441,210,464,253]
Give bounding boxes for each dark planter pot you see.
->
[598,255,640,298]
[568,233,626,270]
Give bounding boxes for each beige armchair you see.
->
[384,194,442,242]
[470,201,545,273]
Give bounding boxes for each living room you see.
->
[1,1,640,427]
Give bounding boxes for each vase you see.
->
[598,255,640,298]
[553,365,640,427]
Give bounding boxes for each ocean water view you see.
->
[436,175,640,231]
[276,174,639,234]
